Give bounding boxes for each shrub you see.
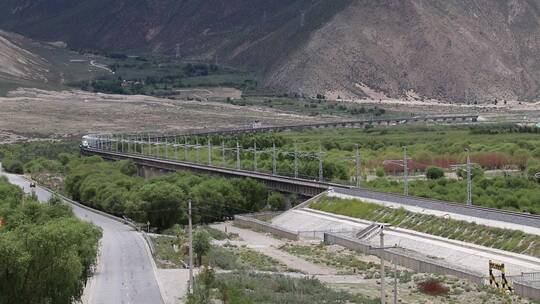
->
[268,192,286,211]
[3,158,24,174]
[425,167,444,179]
[418,279,449,296]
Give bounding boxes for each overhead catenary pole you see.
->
[236,141,240,170]
[319,145,324,182]
[272,142,277,175]
[355,144,361,187]
[188,199,194,294]
[466,148,472,206]
[403,146,408,196]
[253,142,257,171]
[148,134,151,156]
[207,137,212,165]
[196,138,200,163]
[294,143,299,178]
[184,137,188,161]
[222,141,226,166]
[175,137,178,160]
[165,137,168,159]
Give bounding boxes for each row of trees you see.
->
[366,175,540,214]
[64,157,285,230]
[0,176,101,304]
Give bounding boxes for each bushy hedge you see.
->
[64,157,273,229]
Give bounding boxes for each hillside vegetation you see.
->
[1,0,539,101]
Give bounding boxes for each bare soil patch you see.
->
[0,88,328,143]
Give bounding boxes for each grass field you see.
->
[187,271,378,304]
[68,55,258,97]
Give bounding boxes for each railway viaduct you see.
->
[79,114,540,228]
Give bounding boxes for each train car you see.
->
[81,135,97,148]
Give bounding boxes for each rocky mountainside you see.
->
[0,0,539,103]
[0,30,50,88]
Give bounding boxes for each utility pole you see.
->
[380,227,386,304]
[403,146,408,196]
[393,260,398,304]
[367,225,398,304]
[207,137,212,165]
[355,144,361,187]
[188,199,194,294]
[294,143,299,178]
[319,145,324,182]
[466,148,472,206]
[253,142,257,171]
[236,141,240,170]
[272,142,277,175]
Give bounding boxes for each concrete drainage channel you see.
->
[264,194,540,301]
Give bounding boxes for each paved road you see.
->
[1,170,164,304]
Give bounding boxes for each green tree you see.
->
[268,192,286,211]
[139,182,185,230]
[193,229,211,266]
[232,178,268,212]
[425,167,444,179]
[3,158,23,174]
[191,179,243,223]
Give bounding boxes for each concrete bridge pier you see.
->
[137,165,171,179]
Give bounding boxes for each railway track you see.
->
[82,147,540,230]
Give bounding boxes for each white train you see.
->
[81,135,98,148]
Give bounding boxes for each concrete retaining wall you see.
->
[234,215,299,241]
[514,282,540,300]
[245,211,283,221]
[324,233,484,285]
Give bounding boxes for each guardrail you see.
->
[234,215,299,240]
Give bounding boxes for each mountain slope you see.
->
[0,30,50,91]
[267,0,540,102]
[0,30,109,95]
[0,0,539,102]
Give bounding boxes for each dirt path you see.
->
[211,222,337,275]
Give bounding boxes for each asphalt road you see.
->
[1,170,164,304]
